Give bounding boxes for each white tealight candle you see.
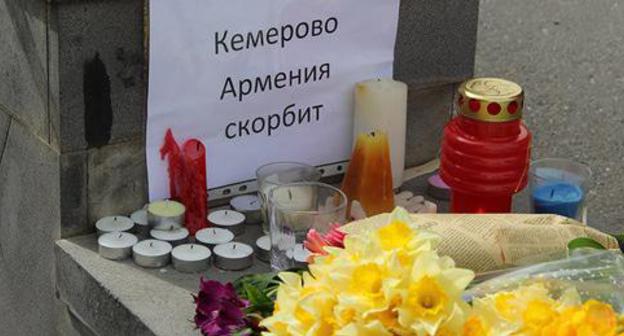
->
[130,209,150,239]
[171,244,212,273]
[95,216,134,235]
[354,78,408,189]
[213,242,253,271]
[132,239,172,268]
[255,235,270,263]
[230,195,262,224]
[208,210,245,236]
[289,244,311,266]
[98,232,138,260]
[150,227,189,246]
[195,227,234,247]
[147,200,186,230]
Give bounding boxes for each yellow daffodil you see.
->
[395,251,474,335]
[261,207,623,336]
[262,207,473,336]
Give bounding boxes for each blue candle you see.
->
[532,182,584,218]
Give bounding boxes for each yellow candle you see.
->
[148,200,186,217]
[341,131,395,218]
[354,78,408,189]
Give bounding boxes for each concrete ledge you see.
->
[56,238,197,336]
[55,224,273,336]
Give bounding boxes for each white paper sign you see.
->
[147,0,400,200]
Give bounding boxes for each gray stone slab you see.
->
[405,84,455,168]
[65,223,272,294]
[0,0,49,140]
[0,112,10,155]
[48,4,61,150]
[55,0,146,152]
[0,120,60,335]
[476,0,624,233]
[395,0,478,88]
[61,150,89,238]
[87,140,148,225]
[56,239,197,336]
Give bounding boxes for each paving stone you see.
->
[60,150,89,238]
[0,0,49,140]
[87,140,148,225]
[395,0,478,88]
[405,84,455,168]
[55,0,146,152]
[0,121,60,335]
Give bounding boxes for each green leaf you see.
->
[568,237,606,252]
[242,282,274,317]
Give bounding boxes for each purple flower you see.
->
[194,278,249,336]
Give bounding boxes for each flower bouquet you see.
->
[194,208,624,336]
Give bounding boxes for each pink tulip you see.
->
[304,224,346,262]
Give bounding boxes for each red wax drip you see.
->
[160,129,209,235]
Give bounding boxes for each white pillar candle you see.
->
[213,242,253,271]
[354,78,408,189]
[195,228,234,248]
[171,244,212,273]
[96,216,134,235]
[230,195,262,224]
[147,200,186,230]
[130,209,150,239]
[98,232,138,260]
[208,210,245,236]
[132,239,172,268]
[255,235,271,263]
[150,227,189,246]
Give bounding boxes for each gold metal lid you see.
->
[457,78,524,122]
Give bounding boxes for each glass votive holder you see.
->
[529,158,592,222]
[268,182,347,271]
[256,162,322,234]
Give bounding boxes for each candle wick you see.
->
[550,189,555,199]
[370,131,376,137]
[118,233,123,239]
[212,228,216,235]
[149,242,154,248]
[114,216,117,221]
[288,189,293,200]
[191,244,194,250]
[225,210,229,216]
[196,142,200,151]
[233,244,237,250]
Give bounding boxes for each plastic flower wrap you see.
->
[261,207,475,335]
[464,251,624,335]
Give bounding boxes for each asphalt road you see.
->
[476,0,624,234]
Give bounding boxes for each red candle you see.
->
[160,130,209,235]
[182,139,209,235]
[440,78,532,213]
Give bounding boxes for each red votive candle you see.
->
[440,78,532,213]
